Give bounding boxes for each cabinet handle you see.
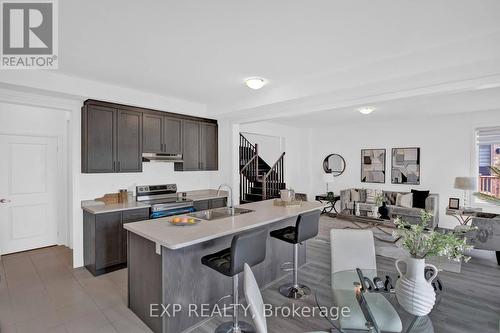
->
[113,161,116,171]
[117,161,120,172]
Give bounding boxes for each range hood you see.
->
[142,153,183,163]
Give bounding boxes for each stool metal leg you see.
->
[215,275,255,333]
[279,243,311,299]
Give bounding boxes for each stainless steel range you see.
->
[136,184,194,219]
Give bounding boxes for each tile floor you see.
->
[0,246,152,333]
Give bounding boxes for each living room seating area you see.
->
[339,188,439,229]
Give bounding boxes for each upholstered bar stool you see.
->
[201,228,267,333]
[270,210,320,299]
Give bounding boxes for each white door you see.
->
[0,135,58,255]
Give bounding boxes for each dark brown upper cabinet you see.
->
[200,122,218,170]
[180,120,218,171]
[82,99,217,173]
[82,105,116,173]
[182,120,201,171]
[143,114,182,154]
[82,104,143,173]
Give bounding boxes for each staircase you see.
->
[239,134,286,203]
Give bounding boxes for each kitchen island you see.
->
[124,199,325,333]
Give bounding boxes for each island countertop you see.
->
[124,199,326,250]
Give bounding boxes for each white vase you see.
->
[395,257,438,316]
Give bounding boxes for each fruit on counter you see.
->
[188,218,196,223]
[172,217,181,223]
[181,217,189,223]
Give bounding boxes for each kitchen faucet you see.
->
[217,183,233,208]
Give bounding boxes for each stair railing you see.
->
[239,133,256,169]
[262,152,285,200]
[240,143,259,202]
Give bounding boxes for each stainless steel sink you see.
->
[188,207,254,221]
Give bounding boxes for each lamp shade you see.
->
[323,173,334,183]
[454,177,476,190]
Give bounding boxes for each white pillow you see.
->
[366,189,382,204]
[396,193,413,208]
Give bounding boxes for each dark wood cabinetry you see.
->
[181,121,218,171]
[82,103,142,173]
[84,208,149,276]
[82,100,217,173]
[143,114,183,154]
[117,110,143,172]
[193,197,227,211]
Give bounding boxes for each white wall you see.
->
[0,101,70,247]
[309,110,500,229]
[241,132,282,166]
[239,122,312,197]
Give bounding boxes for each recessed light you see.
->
[358,106,376,115]
[245,77,267,90]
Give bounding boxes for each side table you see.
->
[315,194,340,217]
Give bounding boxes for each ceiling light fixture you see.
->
[245,77,267,90]
[358,106,376,115]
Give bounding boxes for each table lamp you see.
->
[323,173,334,194]
[454,177,476,209]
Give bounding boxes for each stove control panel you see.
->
[136,184,177,195]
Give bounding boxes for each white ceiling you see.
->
[269,86,500,127]
[58,1,500,116]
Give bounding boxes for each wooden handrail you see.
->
[263,152,285,178]
[240,154,258,174]
[262,152,285,200]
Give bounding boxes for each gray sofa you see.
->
[340,188,439,230]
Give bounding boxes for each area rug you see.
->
[319,216,461,273]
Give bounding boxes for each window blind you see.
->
[476,127,500,145]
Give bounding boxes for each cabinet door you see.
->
[193,200,210,211]
[143,113,163,153]
[210,198,227,209]
[182,120,201,171]
[116,110,143,172]
[82,105,116,173]
[95,212,123,270]
[200,123,218,170]
[164,117,182,154]
[121,208,150,263]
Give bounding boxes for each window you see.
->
[476,127,500,203]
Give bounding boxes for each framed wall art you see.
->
[391,147,421,185]
[361,149,386,183]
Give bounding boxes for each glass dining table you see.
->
[315,269,441,333]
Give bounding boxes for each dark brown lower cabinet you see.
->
[193,197,227,212]
[84,208,149,276]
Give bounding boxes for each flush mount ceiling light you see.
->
[245,77,267,90]
[358,106,376,115]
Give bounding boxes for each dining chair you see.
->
[243,263,328,333]
[330,229,402,332]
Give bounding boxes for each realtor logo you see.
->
[1,0,58,69]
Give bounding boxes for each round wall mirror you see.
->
[323,154,346,176]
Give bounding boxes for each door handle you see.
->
[0,199,11,203]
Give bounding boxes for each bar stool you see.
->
[270,210,320,299]
[201,228,267,333]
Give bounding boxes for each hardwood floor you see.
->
[0,217,498,332]
[193,217,500,333]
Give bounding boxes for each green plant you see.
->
[473,165,500,205]
[375,194,386,206]
[393,210,475,262]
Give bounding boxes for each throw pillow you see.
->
[383,191,398,205]
[396,193,413,208]
[411,189,430,209]
[350,189,361,202]
[365,189,382,204]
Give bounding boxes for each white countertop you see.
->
[82,201,151,214]
[124,199,326,250]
